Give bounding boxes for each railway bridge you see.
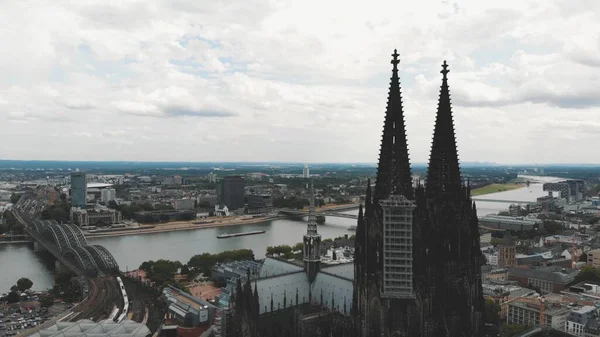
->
[14,211,119,277]
[279,209,358,220]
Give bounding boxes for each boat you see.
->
[217,230,266,239]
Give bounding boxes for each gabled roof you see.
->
[259,257,304,278]
[321,262,354,281]
[254,271,310,314]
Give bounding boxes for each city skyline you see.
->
[1,1,599,164]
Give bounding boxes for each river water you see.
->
[0,175,564,292]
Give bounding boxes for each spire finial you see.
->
[391,49,400,70]
[441,60,449,79]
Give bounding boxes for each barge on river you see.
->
[217,230,266,239]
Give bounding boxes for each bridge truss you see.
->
[27,217,119,276]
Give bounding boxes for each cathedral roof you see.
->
[312,272,353,315]
[321,262,354,281]
[254,271,310,314]
[259,257,304,278]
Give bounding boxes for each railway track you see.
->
[121,276,165,333]
[69,277,121,322]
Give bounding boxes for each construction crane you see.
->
[502,295,546,329]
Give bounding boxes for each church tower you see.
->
[303,180,321,283]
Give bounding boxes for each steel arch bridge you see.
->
[41,224,88,251]
[30,219,59,235]
[38,223,119,275]
[63,245,120,276]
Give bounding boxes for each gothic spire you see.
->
[426,61,462,197]
[374,49,414,202]
[307,180,318,235]
[365,179,372,215]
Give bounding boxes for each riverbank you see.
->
[471,183,526,196]
[85,203,360,239]
[85,215,279,239]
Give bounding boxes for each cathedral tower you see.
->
[303,180,321,283]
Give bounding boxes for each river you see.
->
[0,174,564,292]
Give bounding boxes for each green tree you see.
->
[573,266,600,284]
[187,249,255,276]
[543,220,563,234]
[16,277,33,292]
[107,200,118,209]
[138,259,182,284]
[500,324,530,337]
[40,295,55,308]
[484,299,501,325]
[181,264,190,275]
[0,221,9,234]
[10,285,18,292]
[10,194,21,204]
[6,291,19,303]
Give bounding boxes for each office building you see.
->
[566,306,598,337]
[507,266,577,293]
[172,198,195,210]
[303,164,310,178]
[246,194,273,214]
[70,172,87,208]
[217,176,245,211]
[71,207,122,227]
[587,248,600,268]
[543,180,585,202]
[100,188,116,204]
[507,300,568,329]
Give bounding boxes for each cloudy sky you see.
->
[0,1,599,164]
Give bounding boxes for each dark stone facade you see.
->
[231,51,485,337]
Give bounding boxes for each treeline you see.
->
[266,235,356,259]
[188,249,255,276]
[266,244,304,259]
[1,277,34,303]
[139,259,183,285]
[41,193,70,223]
[0,210,22,234]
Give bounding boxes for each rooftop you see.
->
[29,319,150,337]
[508,266,578,284]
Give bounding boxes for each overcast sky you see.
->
[0,1,599,164]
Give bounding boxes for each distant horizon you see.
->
[0,158,599,168]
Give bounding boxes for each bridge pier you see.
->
[33,241,46,252]
[55,260,66,273]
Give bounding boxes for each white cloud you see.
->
[0,0,599,163]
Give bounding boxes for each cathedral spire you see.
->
[426,61,462,197]
[303,179,321,283]
[307,180,318,235]
[374,49,414,202]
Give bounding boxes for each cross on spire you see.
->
[441,60,449,79]
[391,49,400,70]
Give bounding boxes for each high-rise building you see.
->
[217,176,245,211]
[303,164,310,178]
[101,188,116,204]
[71,171,87,208]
